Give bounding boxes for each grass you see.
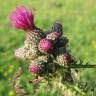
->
[0,0,96,95]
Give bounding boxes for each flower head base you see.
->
[10,6,34,31]
[29,64,39,74]
[38,38,52,53]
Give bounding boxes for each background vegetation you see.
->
[0,0,96,95]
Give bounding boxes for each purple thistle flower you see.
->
[10,6,35,31]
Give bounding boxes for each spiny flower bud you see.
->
[10,6,35,31]
[38,38,52,53]
[29,60,47,75]
[52,22,63,36]
[29,64,39,74]
[46,31,60,41]
[24,29,45,49]
[25,31,42,48]
[15,47,26,59]
[56,53,74,66]
[56,37,69,47]
[63,53,74,64]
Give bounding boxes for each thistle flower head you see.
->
[63,53,73,64]
[15,48,25,59]
[46,31,60,41]
[29,64,39,74]
[56,53,74,66]
[10,6,34,31]
[57,37,69,47]
[52,22,63,36]
[38,38,52,53]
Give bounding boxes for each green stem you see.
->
[55,61,96,68]
[69,65,96,68]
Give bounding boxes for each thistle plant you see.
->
[10,6,96,96]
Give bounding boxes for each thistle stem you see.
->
[55,61,96,69]
[69,65,96,68]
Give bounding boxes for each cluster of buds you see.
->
[10,6,96,96]
[11,6,76,84]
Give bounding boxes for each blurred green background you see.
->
[0,0,96,96]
